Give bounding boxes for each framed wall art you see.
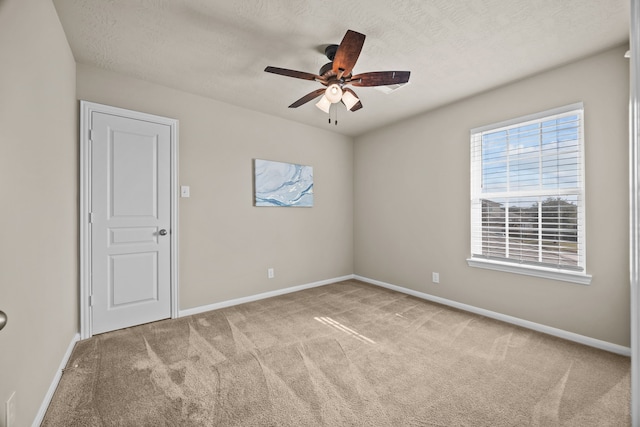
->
[253,159,313,207]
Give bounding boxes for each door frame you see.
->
[80,100,179,339]
[630,0,640,422]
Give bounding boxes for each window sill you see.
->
[466,258,592,285]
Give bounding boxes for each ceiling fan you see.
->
[264,29,410,118]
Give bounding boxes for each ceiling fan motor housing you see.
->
[319,62,334,78]
[320,44,342,81]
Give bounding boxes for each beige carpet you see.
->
[42,280,630,426]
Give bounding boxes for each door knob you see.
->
[0,311,6,331]
[159,229,168,236]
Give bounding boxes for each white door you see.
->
[90,110,173,335]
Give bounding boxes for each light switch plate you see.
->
[180,186,190,198]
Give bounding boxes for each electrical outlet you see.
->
[432,272,440,283]
[268,268,275,279]
[6,391,16,427]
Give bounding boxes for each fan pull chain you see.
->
[326,104,339,126]
[328,103,337,125]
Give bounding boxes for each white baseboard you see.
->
[179,275,356,317]
[33,333,80,427]
[178,274,629,356]
[354,275,631,357]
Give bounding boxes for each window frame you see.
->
[467,103,592,285]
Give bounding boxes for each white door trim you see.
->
[80,100,179,339]
[630,0,640,423]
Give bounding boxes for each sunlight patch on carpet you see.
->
[314,316,376,344]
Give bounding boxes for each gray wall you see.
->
[354,45,630,346]
[0,0,78,424]
[76,64,354,310]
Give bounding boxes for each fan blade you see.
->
[332,30,366,78]
[289,88,326,108]
[265,66,323,82]
[342,88,362,111]
[350,101,363,112]
[350,71,410,87]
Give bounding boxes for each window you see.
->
[468,103,591,284]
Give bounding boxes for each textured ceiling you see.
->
[53,0,630,137]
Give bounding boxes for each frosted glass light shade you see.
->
[325,84,343,103]
[315,95,331,113]
[342,91,359,110]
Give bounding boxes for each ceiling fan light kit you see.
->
[315,96,332,114]
[264,29,411,124]
[341,90,359,110]
[325,84,343,103]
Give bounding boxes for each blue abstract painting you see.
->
[254,159,313,207]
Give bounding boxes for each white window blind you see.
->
[470,103,586,276]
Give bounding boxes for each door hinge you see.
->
[89,295,93,306]
[89,212,94,223]
[88,129,93,141]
